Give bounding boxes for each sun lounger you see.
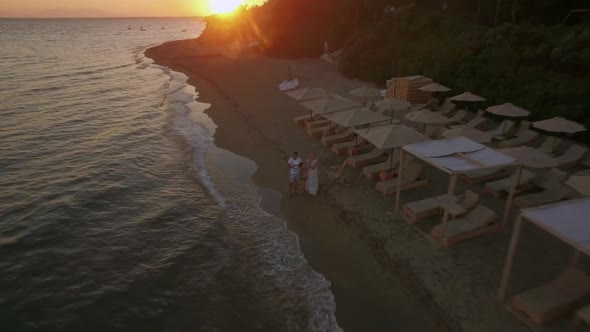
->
[513,184,574,208]
[363,150,399,180]
[347,143,374,156]
[450,116,486,129]
[402,194,451,223]
[446,110,467,124]
[536,136,558,156]
[498,130,539,148]
[331,138,366,155]
[512,269,590,325]
[434,99,456,115]
[305,119,331,129]
[494,120,531,141]
[553,144,588,169]
[321,127,354,146]
[307,125,333,138]
[430,204,500,247]
[485,120,516,139]
[293,114,313,126]
[484,169,536,197]
[531,168,568,189]
[410,99,439,113]
[459,167,512,185]
[375,164,429,195]
[347,148,387,168]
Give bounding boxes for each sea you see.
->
[0,18,341,332]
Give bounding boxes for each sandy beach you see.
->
[146,39,581,332]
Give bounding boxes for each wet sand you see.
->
[146,39,580,332]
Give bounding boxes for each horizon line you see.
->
[0,16,205,19]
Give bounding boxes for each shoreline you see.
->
[145,39,575,332]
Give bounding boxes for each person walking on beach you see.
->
[287,152,302,198]
[305,152,319,196]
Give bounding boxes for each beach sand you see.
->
[146,39,582,332]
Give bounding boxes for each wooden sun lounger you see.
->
[498,130,538,148]
[553,144,588,169]
[459,167,512,185]
[321,128,354,146]
[293,114,313,126]
[347,148,387,168]
[446,110,467,124]
[375,164,429,195]
[331,138,366,155]
[305,119,331,129]
[484,170,536,198]
[430,204,500,247]
[363,150,399,180]
[536,137,558,157]
[512,269,590,325]
[434,99,456,115]
[450,116,486,129]
[307,125,332,138]
[486,120,516,139]
[513,185,574,208]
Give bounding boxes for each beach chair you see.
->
[374,163,429,195]
[305,118,331,129]
[402,194,451,224]
[513,184,574,208]
[484,169,536,197]
[430,204,500,247]
[409,99,438,113]
[494,120,530,141]
[363,150,402,180]
[321,127,355,146]
[307,124,333,138]
[459,167,512,185]
[293,114,313,126]
[450,116,486,129]
[531,168,568,190]
[347,148,388,168]
[331,138,367,155]
[498,130,539,148]
[512,269,590,325]
[553,144,588,169]
[536,136,558,156]
[434,99,456,116]
[446,110,467,124]
[485,120,516,139]
[327,158,351,186]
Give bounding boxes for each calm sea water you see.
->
[0,18,339,332]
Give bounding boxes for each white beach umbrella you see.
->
[374,97,412,112]
[450,92,486,102]
[532,117,587,134]
[327,107,393,128]
[300,96,360,116]
[355,124,430,150]
[285,87,330,101]
[441,127,492,143]
[404,109,453,125]
[486,103,530,118]
[418,83,451,92]
[349,86,382,98]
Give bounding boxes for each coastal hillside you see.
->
[199,0,590,140]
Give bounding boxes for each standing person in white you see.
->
[305,152,319,196]
[287,152,302,198]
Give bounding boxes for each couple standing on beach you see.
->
[288,152,318,198]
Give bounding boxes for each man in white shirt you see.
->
[287,151,302,198]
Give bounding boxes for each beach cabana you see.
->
[285,87,330,101]
[396,137,517,247]
[497,197,590,324]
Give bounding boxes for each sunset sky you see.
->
[0,0,265,18]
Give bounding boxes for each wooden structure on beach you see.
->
[386,75,433,104]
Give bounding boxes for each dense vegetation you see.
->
[199,0,590,140]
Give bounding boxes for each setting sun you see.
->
[209,0,243,14]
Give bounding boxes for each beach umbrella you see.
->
[566,173,590,196]
[498,146,558,168]
[450,92,486,102]
[285,87,330,101]
[532,117,587,134]
[418,83,451,92]
[486,103,530,118]
[327,107,393,128]
[374,97,411,113]
[300,96,360,117]
[349,86,382,106]
[441,127,492,143]
[355,124,431,169]
[404,109,453,133]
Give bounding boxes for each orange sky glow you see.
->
[0,0,265,18]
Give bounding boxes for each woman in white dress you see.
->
[305,152,319,196]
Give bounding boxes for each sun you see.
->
[209,0,244,15]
